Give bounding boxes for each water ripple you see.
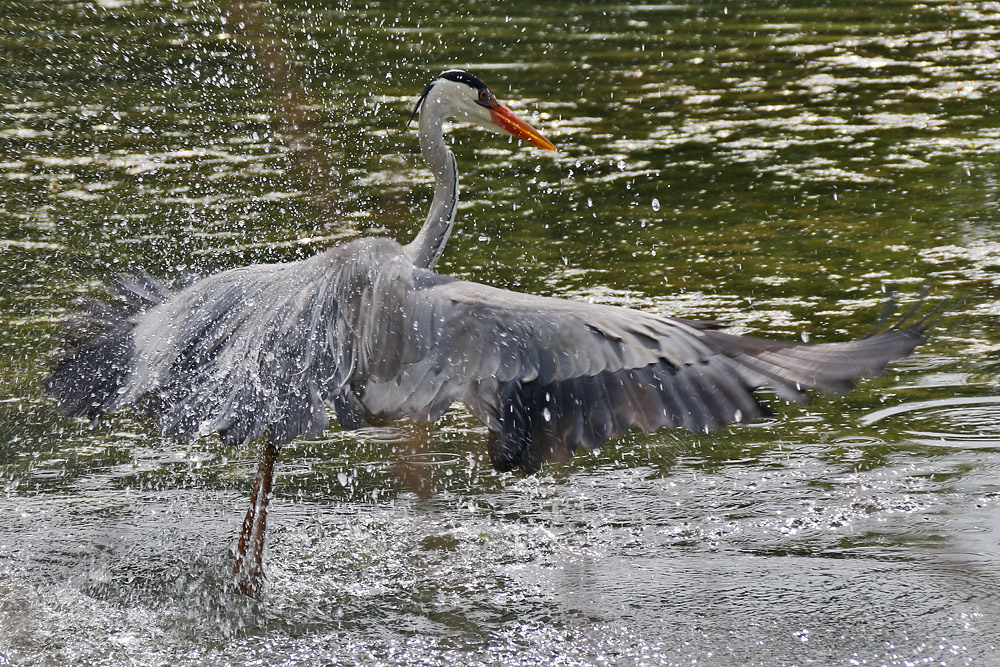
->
[860,397,1000,448]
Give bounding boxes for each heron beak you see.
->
[486,100,556,151]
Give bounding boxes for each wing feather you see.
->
[48,243,374,447]
[365,274,934,472]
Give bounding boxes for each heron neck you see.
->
[406,104,458,269]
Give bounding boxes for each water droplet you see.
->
[652,197,660,211]
[542,407,551,422]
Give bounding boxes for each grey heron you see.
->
[47,69,934,593]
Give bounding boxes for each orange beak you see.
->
[484,99,556,151]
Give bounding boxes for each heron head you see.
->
[409,69,556,151]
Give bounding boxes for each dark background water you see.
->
[2,0,1000,664]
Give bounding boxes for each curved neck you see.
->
[405,95,459,270]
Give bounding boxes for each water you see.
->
[3,0,1000,664]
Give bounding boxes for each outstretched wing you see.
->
[47,245,368,448]
[361,273,934,473]
[47,240,935,474]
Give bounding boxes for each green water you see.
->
[2,1,1000,665]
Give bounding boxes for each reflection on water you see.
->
[3,0,1000,665]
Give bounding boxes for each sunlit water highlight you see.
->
[3,0,1000,665]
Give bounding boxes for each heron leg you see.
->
[394,423,435,499]
[232,439,280,595]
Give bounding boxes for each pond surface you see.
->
[3,0,1000,664]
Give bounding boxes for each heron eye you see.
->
[478,89,489,101]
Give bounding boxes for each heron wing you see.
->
[47,243,930,471]
[47,246,367,448]
[361,270,929,473]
